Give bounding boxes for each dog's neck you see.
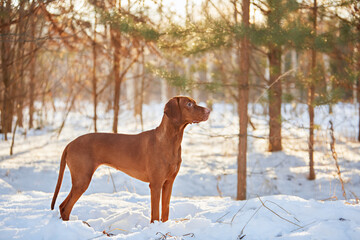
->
[156,115,187,146]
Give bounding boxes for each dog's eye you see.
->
[187,102,193,107]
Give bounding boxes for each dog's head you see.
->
[164,96,210,126]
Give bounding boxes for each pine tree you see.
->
[308,0,317,180]
[251,0,301,152]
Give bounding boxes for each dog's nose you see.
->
[203,108,211,121]
[204,108,211,115]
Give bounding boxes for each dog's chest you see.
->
[157,148,181,175]
[167,158,181,176]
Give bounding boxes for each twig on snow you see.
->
[183,233,195,238]
[173,218,190,222]
[265,200,300,223]
[329,120,347,200]
[257,196,303,228]
[89,227,131,239]
[231,199,249,224]
[102,230,115,237]
[156,232,172,240]
[349,191,359,204]
[237,234,246,239]
[238,203,263,238]
[216,175,223,197]
[156,231,195,240]
[291,220,317,233]
[107,167,117,193]
[233,196,304,239]
[320,196,337,202]
[216,211,230,223]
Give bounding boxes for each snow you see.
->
[0,101,360,239]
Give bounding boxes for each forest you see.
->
[0,0,360,239]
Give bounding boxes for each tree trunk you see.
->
[139,45,145,131]
[268,46,282,152]
[134,63,140,117]
[92,11,98,132]
[0,1,13,140]
[357,42,360,142]
[236,0,250,201]
[111,27,121,133]
[358,77,360,142]
[28,13,37,129]
[308,0,317,180]
[16,0,26,128]
[308,83,315,180]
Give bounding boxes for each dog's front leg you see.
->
[149,182,162,223]
[161,178,175,222]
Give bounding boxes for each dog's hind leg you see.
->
[59,174,92,221]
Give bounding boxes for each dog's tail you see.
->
[51,145,68,210]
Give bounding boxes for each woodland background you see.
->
[0,0,359,200]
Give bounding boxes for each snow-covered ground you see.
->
[0,100,360,239]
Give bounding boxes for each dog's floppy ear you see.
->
[164,97,181,124]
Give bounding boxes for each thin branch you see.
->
[253,68,296,104]
[231,199,249,223]
[329,120,347,200]
[207,0,232,26]
[251,0,269,14]
[257,196,303,228]
[119,51,141,80]
[250,54,269,84]
[108,167,117,193]
[238,204,262,238]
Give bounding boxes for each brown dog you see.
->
[51,96,210,223]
